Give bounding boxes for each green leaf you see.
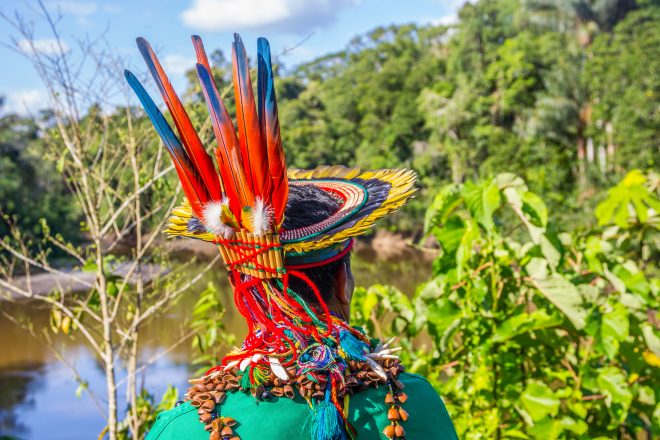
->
[641,323,660,357]
[597,366,633,422]
[521,381,560,421]
[433,215,465,254]
[522,191,548,228]
[539,236,560,269]
[427,298,461,339]
[595,169,660,228]
[360,289,379,322]
[56,152,67,173]
[526,257,548,279]
[502,428,530,439]
[638,385,656,406]
[463,181,501,230]
[531,274,587,329]
[600,302,629,358]
[455,218,479,277]
[82,259,98,273]
[527,417,561,440]
[603,265,626,294]
[494,173,528,192]
[492,310,562,343]
[156,386,179,412]
[424,184,462,235]
[559,416,587,435]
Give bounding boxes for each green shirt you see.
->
[146,372,458,439]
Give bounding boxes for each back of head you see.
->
[282,185,350,304]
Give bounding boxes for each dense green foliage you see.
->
[351,170,659,439]
[586,6,660,171]
[274,0,659,227]
[0,111,79,241]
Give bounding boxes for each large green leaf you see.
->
[595,169,660,228]
[522,191,548,228]
[600,302,629,358]
[500,181,546,243]
[455,218,479,277]
[463,180,501,231]
[427,297,461,340]
[521,381,560,421]
[433,215,465,254]
[491,310,562,343]
[424,184,462,235]
[597,366,633,422]
[531,274,587,329]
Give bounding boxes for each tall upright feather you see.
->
[196,63,253,218]
[136,37,222,201]
[257,38,288,225]
[232,34,270,199]
[124,70,209,217]
[191,35,213,81]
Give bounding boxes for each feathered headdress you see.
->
[126,35,416,440]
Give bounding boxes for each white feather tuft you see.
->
[252,197,274,236]
[202,198,233,238]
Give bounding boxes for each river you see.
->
[0,244,432,439]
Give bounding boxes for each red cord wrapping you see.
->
[205,236,344,376]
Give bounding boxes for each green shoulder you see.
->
[398,372,459,440]
[145,401,208,440]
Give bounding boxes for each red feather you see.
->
[137,37,222,202]
[196,62,254,218]
[124,69,210,218]
[232,34,270,200]
[191,35,214,85]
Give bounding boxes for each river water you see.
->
[0,246,432,439]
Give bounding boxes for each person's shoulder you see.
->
[398,372,459,440]
[400,371,436,388]
[145,401,208,440]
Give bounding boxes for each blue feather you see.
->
[124,69,209,210]
[135,38,167,98]
[124,70,182,155]
[257,37,275,125]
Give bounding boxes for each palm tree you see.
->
[522,0,637,188]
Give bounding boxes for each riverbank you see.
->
[1,263,167,299]
[2,230,437,300]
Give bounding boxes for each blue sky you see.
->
[0,0,464,115]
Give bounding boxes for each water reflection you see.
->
[0,247,431,439]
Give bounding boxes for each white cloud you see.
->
[2,89,49,116]
[431,13,458,26]
[18,38,71,56]
[162,54,196,76]
[429,0,468,26]
[180,0,358,33]
[48,1,98,17]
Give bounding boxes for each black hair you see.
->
[281,185,350,303]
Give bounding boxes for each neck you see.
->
[326,300,350,323]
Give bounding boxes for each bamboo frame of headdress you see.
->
[219,231,284,279]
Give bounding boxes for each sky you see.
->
[0,0,465,115]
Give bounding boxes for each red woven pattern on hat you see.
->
[282,180,366,242]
